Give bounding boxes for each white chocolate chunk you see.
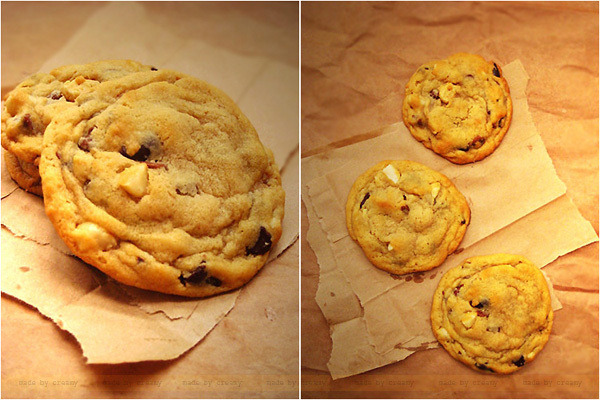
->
[118,163,148,198]
[382,164,399,184]
[71,222,117,252]
[437,327,450,340]
[431,182,441,200]
[461,312,477,329]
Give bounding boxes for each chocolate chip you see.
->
[48,90,63,100]
[179,265,208,286]
[246,227,272,256]
[78,127,94,151]
[401,205,410,213]
[206,276,222,287]
[429,89,440,100]
[120,145,151,162]
[145,161,168,169]
[453,284,463,296]
[151,67,158,71]
[496,117,505,128]
[475,363,495,373]
[470,299,489,308]
[22,114,33,130]
[359,192,370,209]
[470,136,486,149]
[512,356,526,367]
[476,310,489,317]
[492,63,501,78]
[403,194,407,200]
[460,220,466,225]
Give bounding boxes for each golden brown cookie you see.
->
[402,53,512,164]
[40,69,285,297]
[346,160,470,275]
[431,254,553,374]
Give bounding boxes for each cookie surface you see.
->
[1,60,155,169]
[40,69,285,297]
[402,53,512,164]
[3,150,43,196]
[345,160,470,275]
[431,254,553,374]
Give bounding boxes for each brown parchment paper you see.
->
[303,60,598,380]
[1,0,299,373]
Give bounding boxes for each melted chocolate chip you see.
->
[22,114,33,131]
[246,227,272,256]
[206,276,222,287]
[401,205,410,213]
[78,127,94,152]
[475,363,495,373]
[492,63,501,78]
[470,136,486,149]
[470,299,489,309]
[359,192,370,209]
[453,284,464,296]
[120,145,151,162]
[48,90,63,100]
[179,265,208,286]
[513,355,526,367]
[146,161,168,169]
[186,266,208,285]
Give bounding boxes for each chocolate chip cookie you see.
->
[402,53,512,164]
[1,60,155,194]
[431,254,553,374]
[40,69,285,297]
[345,160,470,275]
[3,149,43,196]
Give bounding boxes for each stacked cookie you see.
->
[2,60,285,298]
[345,53,552,373]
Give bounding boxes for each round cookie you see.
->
[402,53,512,164]
[431,254,553,374]
[40,69,285,297]
[3,150,43,196]
[1,60,155,179]
[345,160,470,275]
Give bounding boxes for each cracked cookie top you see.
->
[345,160,470,275]
[1,60,155,167]
[402,53,512,164]
[431,254,553,374]
[40,68,285,297]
